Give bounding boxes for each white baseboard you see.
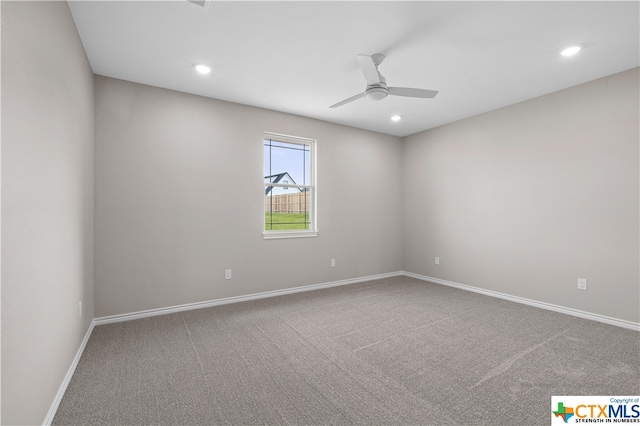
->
[403,271,640,332]
[94,271,403,326]
[42,319,96,425]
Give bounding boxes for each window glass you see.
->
[263,134,316,237]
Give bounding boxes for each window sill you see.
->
[263,231,318,240]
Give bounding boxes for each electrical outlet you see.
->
[577,278,587,291]
[78,301,82,319]
[225,269,232,280]
[435,257,440,265]
[331,259,336,267]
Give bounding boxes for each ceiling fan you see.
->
[330,54,439,109]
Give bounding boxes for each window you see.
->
[264,132,316,239]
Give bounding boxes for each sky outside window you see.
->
[264,140,310,185]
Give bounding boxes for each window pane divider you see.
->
[265,183,312,189]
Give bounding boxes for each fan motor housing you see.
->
[365,86,388,101]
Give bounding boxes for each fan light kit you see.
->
[330,53,439,108]
[365,87,388,101]
[561,45,582,57]
[194,64,211,74]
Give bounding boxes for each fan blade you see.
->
[357,54,381,86]
[388,87,439,98]
[329,92,365,108]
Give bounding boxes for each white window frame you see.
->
[263,132,317,239]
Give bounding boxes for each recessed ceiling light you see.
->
[194,64,211,74]
[391,115,402,122]
[561,45,582,57]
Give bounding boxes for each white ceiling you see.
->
[68,1,639,137]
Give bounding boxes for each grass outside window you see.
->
[264,213,310,230]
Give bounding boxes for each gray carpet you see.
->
[53,276,640,425]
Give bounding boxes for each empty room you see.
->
[2,1,639,425]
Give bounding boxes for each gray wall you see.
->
[1,2,95,425]
[94,76,404,317]
[403,68,639,323]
